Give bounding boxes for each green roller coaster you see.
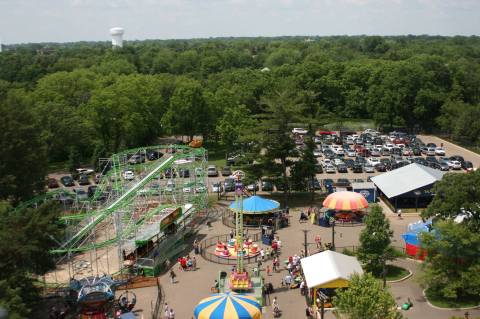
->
[22,144,208,280]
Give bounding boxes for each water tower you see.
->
[109,27,124,48]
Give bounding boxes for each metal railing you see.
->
[199,232,274,265]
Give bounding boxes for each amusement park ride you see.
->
[19,144,208,318]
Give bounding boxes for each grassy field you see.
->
[425,288,480,308]
[385,265,410,281]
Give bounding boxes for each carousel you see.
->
[193,292,262,319]
[229,196,281,227]
[321,191,369,224]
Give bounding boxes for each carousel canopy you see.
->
[194,292,262,319]
[322,191,368,211]
[229,196,280,214]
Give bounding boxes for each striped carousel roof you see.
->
[322,191,368,211]
[194,292,262,319]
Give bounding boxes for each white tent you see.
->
[300,250,363,289]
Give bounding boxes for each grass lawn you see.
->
[385,265,410,281]
[425,288,480,308]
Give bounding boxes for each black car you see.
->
[315,164,323,174]
[337,164,348,173]
[380,158,391,169]
[308,178,322,190]
[344,159,355,169]
[224,178,235,192]
[426,143,437,148]
[336,178,350,187]
[262,180,274,191]
[87,185,98,197]
[178,168,190,178]
[164,168,176,178]
[78,174,90,185]
[275,182,289,192]
[146,150,163,161]
[462,161,474,171]
[60,175,75,187]
[352,163,363,173]
[222,166,232,176]
[376,164,386,172]
[425,156,438,163]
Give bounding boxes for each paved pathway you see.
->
[132,204,480,319]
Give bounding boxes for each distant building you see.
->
[110,27,124,48]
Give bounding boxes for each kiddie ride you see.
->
[69,276,136,319]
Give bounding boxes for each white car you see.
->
[364,129,379,136]
[334,158,344,166]
[314,136,322,144]
[384,143,395,151]
[183,182,192,193]
[367,158,381,166]
[322,159,332,168]
[122,170,135,180]
[325,165,336,173]
[292,128,308,135]
[435,147,445,156]
[364,164,375,173]
[211,182,223,193]
[371,148,381,157]
[76,168,95,175]
[426,148,436,156]
[346,149,356,157]
[313,149,323,157]
[334,148,345,156]
[448,160,462,170]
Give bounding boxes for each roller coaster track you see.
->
[51,155,176,254]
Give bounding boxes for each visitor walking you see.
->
[260,248,265,260]
[192,256,197,271]
[266,265,271,276]
[168,308,175,319]
[229,229,234,239]
[315,235,321,248]
[169,269,176,284]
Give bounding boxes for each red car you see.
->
[48,178,59,188]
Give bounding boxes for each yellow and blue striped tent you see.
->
[194,292,262,319]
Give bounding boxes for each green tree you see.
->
[0,89,47,202]
[422,170,480,231]
[0,201,64,318]
[357,204,395,276]
[216,104,255,155]
[333,273,402,319]
[290,136,317,199]
[68,146,82,176]
[255,88,302,206]
[421,221,480,300]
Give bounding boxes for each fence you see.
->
[199,232,273,265]
[151,278,164,319]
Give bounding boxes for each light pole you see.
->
[302,229,309,257]
[329,217,336,251]
[414,190,421,212]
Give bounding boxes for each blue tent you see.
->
[229,195,280,214]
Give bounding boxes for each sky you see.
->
[0,0,479,44]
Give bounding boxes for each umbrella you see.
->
[322,191,368,211]
[194,292,262,319]
[229,196,280,214]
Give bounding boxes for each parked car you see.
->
[337,164,348,173]
[60,175,75,187]
[449,155,465,164]
[364,164,375,173]
[165,180,175,193]
[367,158,381,167]
[439,161,450,171]
[87,185,98,198]
[371,148,381,157]
[462,161,474,172]
[224,178,235,192]
[352,163,363,173]
[412,148,422,156]
[207,165,219,177]
[435,147,445,156]
[376,164,387,172]
[195,182,207,193]
[336,178,351,187]
[195,167,204,177]
[344,158,355,169]
[247,183,259,192]
[222,166,232,176]
[426,143,437,148]
[325,165,336,173]
[78,174,90,185]
[165,168,176,178]
[128,154,145,164]
[448,160,462,170]
[55,192,74,206]
[178,168,190,178]
[313,149,323,157]
[292,128,308,135]
[212,182,223,193]
[74,188,89,202]
[308,178,321,190]
[123,170,135,180]
[146,150,163,161]
[426,148,436,156]
[48,178,59,188]
[262,180,274,191]
[76,168,95,175]
[182,182,193,193]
